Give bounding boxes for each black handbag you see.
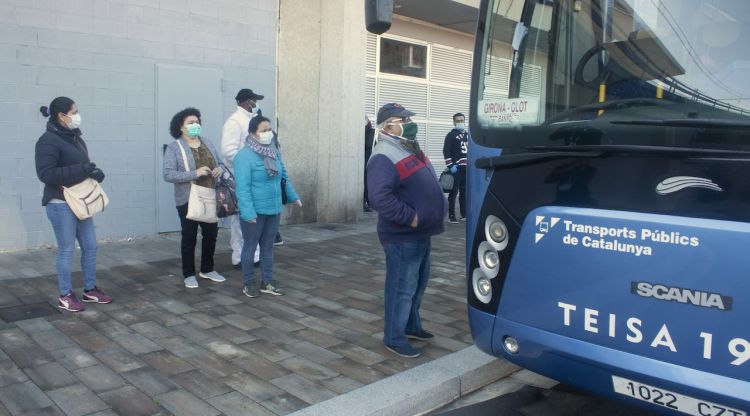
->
[215,165,239,218]
[439,168,454,193]
[281,177,288,204]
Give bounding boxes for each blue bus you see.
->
[367,0,750,414]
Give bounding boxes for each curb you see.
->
[288,346,520,416]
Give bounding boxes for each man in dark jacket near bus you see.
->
[367,103,448,358]
[443,112,468,223]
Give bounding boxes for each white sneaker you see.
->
[199,271,226,283]
[184,276,199,288]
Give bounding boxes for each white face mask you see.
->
[257,131,273,144]
[66,113,81,129]
[455,122,465,131]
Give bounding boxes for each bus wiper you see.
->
[611,118,750,129]
[527,145,750,157]
[545,98,669,124]
[475,150,604,169]
[476,145,750,170]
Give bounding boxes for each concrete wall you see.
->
[277,0,365,224]
[0,0,277,250]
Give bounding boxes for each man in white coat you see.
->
[222,88,264,267]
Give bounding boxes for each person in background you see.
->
[221,88,263,268]
[443,112,468,224]
[363,116,375,212]
[35,96,113,312]
[163,107,226,288]
[367,103,447,358]
[235,116,301,298]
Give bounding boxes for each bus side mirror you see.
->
[365,0,394,35]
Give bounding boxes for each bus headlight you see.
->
[503,336,519,354]
[478,241,499,278]
[485,215,509,251]
[472,268,492,304]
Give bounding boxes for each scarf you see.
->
[378,131,425,162]
[247,136,279,176]
[47,121,88,157]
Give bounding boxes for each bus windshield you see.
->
[473,0,750,150]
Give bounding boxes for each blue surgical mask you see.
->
[186,123,201,138]
[455,122,465,131]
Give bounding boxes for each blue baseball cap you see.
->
[377,102,415,125]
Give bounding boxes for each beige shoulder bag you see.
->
[177,141,218,223]
[63,178,109,220]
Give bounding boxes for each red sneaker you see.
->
[82,286,113,304]
[59,293,85,312]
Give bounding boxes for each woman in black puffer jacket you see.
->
[35,96,113,312]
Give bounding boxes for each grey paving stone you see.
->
[50,319,95,335]
[208,392,275,416]
[223,372,286,403]
[94,348,146,373]
[168,324,214,343]
[154,336,206,359]
[232,354,290,381]
[260,393,310,415]
[140,351,194,375]
[15,318,55,334]
[17,406,65,415]
[47,384,108,416]
[73,365,127,393]
[240,339,295,362]
[328,343,386,366]
[285,341,344,364]
[185,352,240,379]
[155,299,194,316]
[112,333,163,355]
[217,314,263,331]
[210,325,257,344]
[98,386,162,416]
[201,340,250,361]
[0,359,29,387]
[30,329,78,352]
[24,362,77,391]
[292,329,344,349]
[321,375,365,394]
[3,345,55,369]
[92,319,133,339]
[154,389,220,416]
[0,381,54,415]
[169,370,231,400]
[0,350,7,361]
[121,367,180,397]
[130,321,175,340]
[182,313,224,329]
[49,347,99,371]
[270,373,337,405]
[70,332,119,353]
[278,356,340,381]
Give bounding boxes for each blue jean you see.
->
[382,238,431,347]
[45,203,97,296]
[240,214,280,285]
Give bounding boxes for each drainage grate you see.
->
[0,302,60,323]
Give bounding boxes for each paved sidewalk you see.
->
[0,215,472,416]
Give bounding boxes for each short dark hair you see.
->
[248,115,271,134]
[40,96,75,121]
[453,112,465,122]
[169,107,201,139]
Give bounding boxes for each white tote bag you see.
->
[62,178,109,220]
[177,141,218,223]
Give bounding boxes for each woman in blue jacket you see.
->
[234,116,300,297]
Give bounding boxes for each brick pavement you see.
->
[0,217,469,415]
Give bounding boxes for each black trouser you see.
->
[177,203,218,278]
[448,168,466,219]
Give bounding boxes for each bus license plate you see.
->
[611,376,746,416]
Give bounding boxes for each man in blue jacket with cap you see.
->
[366,103,448,358]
